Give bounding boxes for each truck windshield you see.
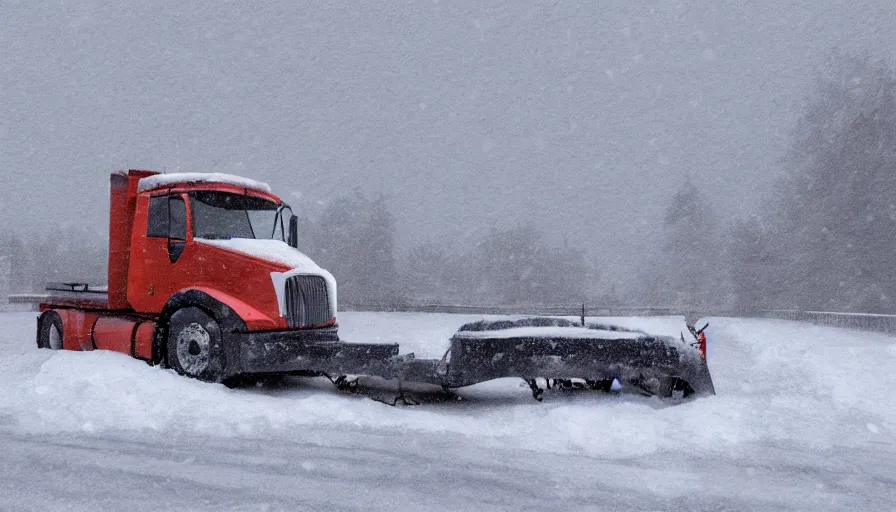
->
[190,191,286,241]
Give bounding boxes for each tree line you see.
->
[640,54,896,314]
[0,229,107,298]
[295,193,599,307]
[3,54,894,314]
[0,196,600,308]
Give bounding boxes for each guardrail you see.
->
[9,294,896,337]
[757,309,896,335]
[339,303,685,317]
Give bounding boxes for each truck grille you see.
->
[285,275,331,328]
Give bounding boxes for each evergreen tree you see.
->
[301,193,402,307]
[472,224,590,305]
[644,178,727,309]
[403,242,472,303]
[742,55,896,312]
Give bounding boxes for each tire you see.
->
[37,311,64,350]
[166,307,226,382]
[652,376,695,399]
[586,378,615,393]
[225,373,287,389]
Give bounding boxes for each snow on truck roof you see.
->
[137,172,273,194]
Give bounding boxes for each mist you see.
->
[3,1,896,310]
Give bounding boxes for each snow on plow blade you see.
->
[441,318,715,398]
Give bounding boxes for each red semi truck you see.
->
[36,170,397,384]
[33,170,714,399]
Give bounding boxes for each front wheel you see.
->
[167,307,226,382]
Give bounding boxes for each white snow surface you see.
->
[1,311,895,510]
[137,172,273,194]
[453,325,646,341]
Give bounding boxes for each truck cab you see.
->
[38,170,340,383]
[123,171,336,330]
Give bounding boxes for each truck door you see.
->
[128,193,190,313]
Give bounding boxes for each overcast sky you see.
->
[2,1,895,287]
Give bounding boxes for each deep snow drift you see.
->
[0,311,894,510]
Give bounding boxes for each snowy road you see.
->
[1,311,894,511]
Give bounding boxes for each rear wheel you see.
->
[166,307,226,382]
[37,311,64,350]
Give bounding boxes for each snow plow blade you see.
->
[438,318,715,398]
[266,317,714,399]
[416,317,715,397]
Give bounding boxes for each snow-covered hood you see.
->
[194,238,338,318]
[195,238,323,271]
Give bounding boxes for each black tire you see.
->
[166,307,226,382]
[587,379,616,393]
[225,373,287,389]
[650,376,695,398]
[37,311,64,350]
[666,377,696,399]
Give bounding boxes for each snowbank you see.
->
[0,312,893,461]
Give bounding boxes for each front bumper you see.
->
[237,326,339,373]
[237,326,407,377]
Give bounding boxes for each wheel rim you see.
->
[48,323,63,350]
[175,322,211,376]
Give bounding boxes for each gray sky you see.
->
[2,0,895,287]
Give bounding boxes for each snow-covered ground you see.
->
[0,311,894,511]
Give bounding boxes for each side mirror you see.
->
[288,215,298,248]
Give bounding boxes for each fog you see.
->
[2,1,896,309]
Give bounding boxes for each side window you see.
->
[169,197,186,239]
[147,195,187,239]
[147,196,168,238]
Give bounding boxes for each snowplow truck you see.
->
[32,170,715,399]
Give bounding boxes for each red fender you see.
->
[184,286,280,331]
